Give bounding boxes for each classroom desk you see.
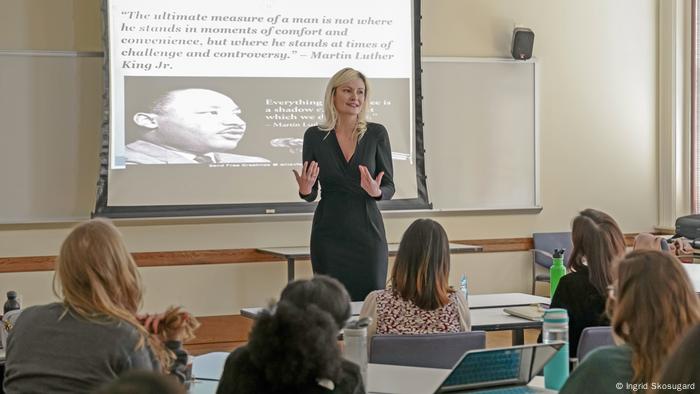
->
[470,307,542,345]
[186,362,550,394]
[683,263,700,292]
[467,293,549,309]
[366,363,550,394]
[240,293,549,319]
[240,293,546,345]
[257,243,482,282]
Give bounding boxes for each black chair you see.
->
[531,232,573,294]
[369,331,486,369]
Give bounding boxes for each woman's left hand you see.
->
[137,310,193,342]
[359,165,383,198]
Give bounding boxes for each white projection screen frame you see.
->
[94,0,429,218]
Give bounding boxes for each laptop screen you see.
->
[437,342,563,393]
[441,348,523,388]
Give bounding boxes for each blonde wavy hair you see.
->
[53,218,196,370]
[319,67,370,140]
[608,250,700,384]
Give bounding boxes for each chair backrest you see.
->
[369,331,486,369]
[577,326,614,362]
[532,232,573,269]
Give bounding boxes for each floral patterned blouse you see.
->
[359,289,471,341]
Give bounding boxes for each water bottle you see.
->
[549,249,566,298]
[3,291,20,315]
[460,273,468,297]
[343,317,370,385]
[543,308,569,390]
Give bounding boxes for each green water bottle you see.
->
[543,308,569,390]
[549,248,566,298]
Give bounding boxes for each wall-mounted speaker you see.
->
[511,28,534,60]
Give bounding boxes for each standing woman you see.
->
[294,67,395,301]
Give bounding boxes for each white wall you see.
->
[0,0,659,316]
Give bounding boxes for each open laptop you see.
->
[434,342,565,393]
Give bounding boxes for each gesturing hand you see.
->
[359,165,383,198]
[137,306,198,342]
[293,161,319,196]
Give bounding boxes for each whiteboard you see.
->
[422,58,539,210]
[0,54,539,223]
[0,52,102,223]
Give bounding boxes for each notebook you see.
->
[191,351,229,381]
[503,305,545,321]
[434,342,564,393]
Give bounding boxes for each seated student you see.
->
[632,232,666,250]
[653,324,700,394]
[560,250,700,394]
[359,219,471,339]
[548,208,626,357]
[3,218,198,394]
[216,275,364,394]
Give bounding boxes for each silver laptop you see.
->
[434,342,565,393]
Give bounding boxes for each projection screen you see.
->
[95,0,428,218]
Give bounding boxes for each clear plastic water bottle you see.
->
[3,291,20,315]
[460,273,468,297]
[543,308,569,390]
[343,317,370,385]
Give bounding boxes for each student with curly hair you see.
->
[560,250,700,393]
[3,218,199,393]
[359,218,471,340]
[216,275,364,394]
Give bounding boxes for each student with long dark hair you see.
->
[549,208,626,356]
[359,219,471,340]
[560,251,700,393]
[216,275,364,394]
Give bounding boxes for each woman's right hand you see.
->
[138,307,198,342]
[293,161,319,196]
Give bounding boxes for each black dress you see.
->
[300,123,395,301]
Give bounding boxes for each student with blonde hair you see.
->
[293,67,395,301]
[560,250,700,393]
[360,219,471,340]
[3,218,198,393]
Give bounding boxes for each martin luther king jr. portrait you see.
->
[125,88,270,165]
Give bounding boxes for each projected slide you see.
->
[101,0,424,214]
